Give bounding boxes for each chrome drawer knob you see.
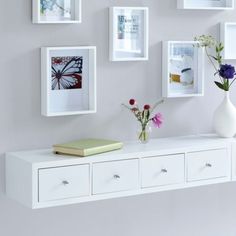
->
[161,169,168,173]
[113,174,121,179]
[62,180,69,185]
[206,163,212,168]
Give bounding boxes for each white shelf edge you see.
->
[33,20,81,24]
[44,110,97,117]
[111,57,149,62]
[177,0,234,10]
[166,93,204,98]
[178,7,234,10]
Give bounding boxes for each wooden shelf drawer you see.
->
[92,159,139,195]
[141,154,185,188]
[187,149,228,182]
[39,165,90,202]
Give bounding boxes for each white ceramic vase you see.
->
[213,91,236,138]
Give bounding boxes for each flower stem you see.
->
[205,47,223,83]
[150,99,164,114]
[230,78,236,88]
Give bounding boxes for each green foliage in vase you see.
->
[195,35,236,91]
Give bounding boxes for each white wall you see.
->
[1,0,236,235]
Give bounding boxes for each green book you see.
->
[53,139,123,157]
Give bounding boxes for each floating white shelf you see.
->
[32,0,82,24]
[5,134,236,209]
[162,41,204,98]
[221,22,236,60]
[41,46,97,117]
[177,0,234,10]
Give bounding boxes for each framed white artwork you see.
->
[109,7,149,61]
[41,46,96,116]
[162,41,204,98]
[177,0,234,10]
[221,22,236,59]
[33,0,82,24]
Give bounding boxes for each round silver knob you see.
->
[113,174,121,179]
[62,180,69,185]
[161,169,168,173]
[206,163,212,168]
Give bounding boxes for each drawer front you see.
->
[39,165,90,202]
[187,149,228,182]
[141,154,185,188]
[232,143,236,180]
[92,159,139,195]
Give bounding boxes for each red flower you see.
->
[144,104,150,110]
[129,99,136,106]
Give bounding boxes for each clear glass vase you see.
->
[137,123,152,144]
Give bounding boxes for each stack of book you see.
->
[53,139,123,157]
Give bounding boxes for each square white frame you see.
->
[109,7,149,61]
[221,22,236,59]
[177,0,234,10]
[41,46,97,117]
[162,41,204,98]
[33,0,82,24]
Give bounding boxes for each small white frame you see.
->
[109,7,149,61]
[221,22,236,59]
[162,41,204,98]
[41,46,97,117]
[177,0,234,10]
[33,0,82,24]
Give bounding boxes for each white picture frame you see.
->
[177,0,234,10]
[162,41,204,98]
[33,0,82,24]
[41,46,97,117]
[109,7,149,61]
[221,22,236,59]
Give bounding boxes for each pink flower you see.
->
[152,113,163,128]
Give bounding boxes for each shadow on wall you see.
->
[0,154,6,197]
[91,8,109,63]
[4,47,41,124]
[145,42,162,97]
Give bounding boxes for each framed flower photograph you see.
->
[162,41,204,98]
[33,0,82,24]
[41,46,96,116]
[109,7,149,61]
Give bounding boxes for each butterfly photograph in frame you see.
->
[41,46,96,117]
[51,56,83,90]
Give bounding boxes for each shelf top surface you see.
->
[6,134,233,165]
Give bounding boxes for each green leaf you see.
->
[147,110,150,121]
[219,43,224,51]
[210,55,218,61]
[214,81,225,90]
